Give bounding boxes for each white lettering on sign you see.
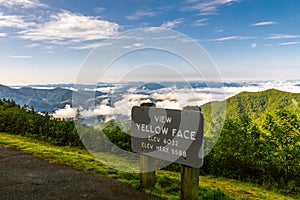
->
[141,142,153,149]
[136,123,169,135]
[148,136,160,142]
[154,115,172,123]
[172,129,196,141]
[156,146,169,153]
[136,123,196,141]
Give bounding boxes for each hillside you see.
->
[225,89,300,118]
[202,88,300,119]
[0,84,106,112]
[201,89,300,196]
[201,89,300,136]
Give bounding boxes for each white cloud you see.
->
[183,0,240,15]
[192,18,208,26]
[146,18,183,32]
[251,43,257,48]
[251,21,277,26]
[0,0,47,8]
[152,92,179,102]
[53,104,114,119]
[278,41,299,46]
[9,55,33,59]
[0,32,6,37]
[160,18,183,29]
[156,100,181,110]
[0,12,35,29]
[18,10,119,43]
[267,34,300,39]
[70,42,112,50]
[52,104,76,119]
[210,35,255,41]
[25,43,40,48]
[121,42,144,49]
[93,105,114,116]
[126,10,159,20]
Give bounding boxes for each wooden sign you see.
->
[131,106,204,168]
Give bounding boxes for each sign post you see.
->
[131,104,204,196]
[181,106,202,200]
[138,103,156,189]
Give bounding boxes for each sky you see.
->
[0,0,300,85]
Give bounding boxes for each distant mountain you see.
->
[0,84,106,112]
[138,83,165,90]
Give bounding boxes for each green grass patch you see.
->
[0,132,296,200]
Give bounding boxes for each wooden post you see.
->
[181,106,201,200]
[181,165,199,200]
[139,102,156,189]
[140,155,156,189]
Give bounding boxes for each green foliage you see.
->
[202,89,300,196]
[0,98,82,146]
[0,98,131,152]
[199,188,234,200]
[101,120,131,151]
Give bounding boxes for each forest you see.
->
[0,88,299,196]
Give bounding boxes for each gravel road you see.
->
[0,146,162,200]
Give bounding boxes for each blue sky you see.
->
[0,0,300,85]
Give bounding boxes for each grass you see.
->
[0,132,296,200]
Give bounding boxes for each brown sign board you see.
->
[131,106,204,168]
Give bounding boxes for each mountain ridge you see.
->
[0,84,106,112]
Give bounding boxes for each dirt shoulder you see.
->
[0,145,162,200]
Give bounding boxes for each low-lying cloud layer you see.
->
[52,80,300,121]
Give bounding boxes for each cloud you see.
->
[52,104,76,119]
[18,10,119,43]
[251,43,257,48]
[121,43,144,49]
[126,10,159,20]
[152,92,179,102]
[191,18,208,26]
[0,32,6,37]
[53,104,114,119]
[278,41,299,46]
[9,55,33,59]
[160,18,183,29]
[145,18,183,32]
[156,100,181,110]
[92,105,114,116]
[251,21,277,26]
[70,42,112,50]
[186,93,207,102]
[266,34,300,39]
[183,0,240,15]
[0,12,35,29]
[0,0,47,8]
[210,35,255,41]
[25,43,40,48]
